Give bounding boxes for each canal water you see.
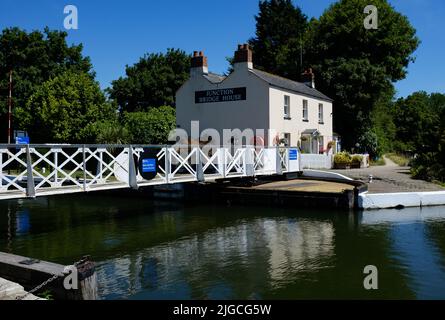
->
[1,194,445,300]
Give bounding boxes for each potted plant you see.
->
[334,151,352,169]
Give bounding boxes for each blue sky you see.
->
[0,0,444,98]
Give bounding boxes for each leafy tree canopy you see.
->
[409,92,445,182]
[109,49,190,113]
[306,0,419,148]
[248,0,308,80]
[0,27,93,140]
[123,106,176,144]
[15,71,116,143]
[392,91,441,154]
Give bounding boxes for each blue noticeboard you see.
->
[16,136,29,145]
[289,148,298,160]
[142,158,156,173]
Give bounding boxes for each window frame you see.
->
[284,95,291,119]
[318,103,324,124]
[302,99,308,122]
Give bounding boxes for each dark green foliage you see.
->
[83,119,130,144]
[248,0,308,80]
[108,49,190,113]
[0,27,93,141]
[392,91,440,154]
[15,71,116,143]
[406,92,445,182]
[357,129,380,158]
[306,0,419,149]
[123,106,176,144]
[370,88,397,155]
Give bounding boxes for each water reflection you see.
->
[1,195,445,299]
[97,218,335,299]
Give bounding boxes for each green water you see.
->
[1,194,445,300]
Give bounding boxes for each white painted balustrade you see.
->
[0,144,301,200]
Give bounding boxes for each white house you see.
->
[176,44,334,154]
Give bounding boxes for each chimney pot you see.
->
[301,68,315,88]
[234,43,253,69]
[190,50,208,75]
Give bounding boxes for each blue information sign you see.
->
[15,136,29,145]
[142,158,156,173]
[289,148,298,160]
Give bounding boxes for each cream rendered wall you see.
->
[268,86,333,150]
[176,67,271,146]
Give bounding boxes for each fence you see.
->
[0,144,300,200]
[300,153,333,169]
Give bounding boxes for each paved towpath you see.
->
[329,156,444,194]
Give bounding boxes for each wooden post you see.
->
[128,146,138,189]
[196,148,204,182]
[25,145,35,198]
[165,146,171,183]
[276,146,282,175]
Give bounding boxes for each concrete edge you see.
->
[302,169,354,182]
[359,191,445,209]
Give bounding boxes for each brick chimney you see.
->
[301,68,315,88]
[190,51,208,77]
[234,44,253,70]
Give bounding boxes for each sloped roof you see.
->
[203,72,226,84]
[250,69,333,102]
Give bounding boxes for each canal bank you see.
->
[329,156,445,210]
[109,174,367,210]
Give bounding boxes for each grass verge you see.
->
[386,153,410,166]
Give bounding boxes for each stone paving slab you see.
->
[329,156,444,194]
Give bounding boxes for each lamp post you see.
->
[8,69,12,144]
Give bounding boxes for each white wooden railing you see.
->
[0,144,301,200]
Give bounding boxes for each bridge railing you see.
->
[0,144,300,199]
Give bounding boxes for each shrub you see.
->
[351,155,363,163]
[123,106,176,144]
[334,152,352,165]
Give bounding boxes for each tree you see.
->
[370,87,396,155]
[15,71,116,143]
[305,0,419,149]
[0,27,92,141]
[109,49,189,113]
[82,120,130,144]
[393,91,445,183]
[392,92,440,154]
[248,0,308,80]
[123,106,176,144]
